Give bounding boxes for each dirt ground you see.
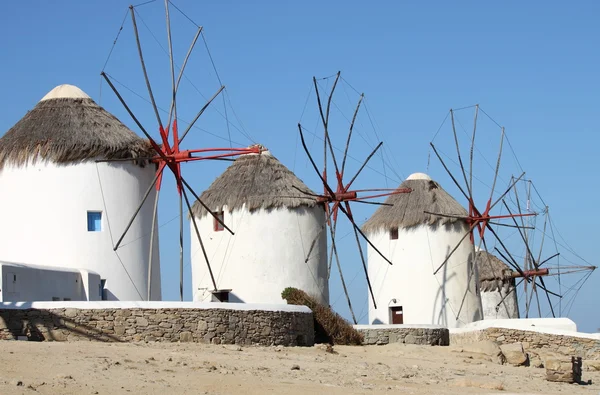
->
[0,341,598,394]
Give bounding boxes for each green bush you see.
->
[282,287,363,345]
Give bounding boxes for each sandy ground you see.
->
[0,341,598,395]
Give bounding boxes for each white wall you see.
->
[366,223,483,328]
[0,262,101,302]
[0,300,312,313]
[453,317,579,334]
[0,160,161,301]
[481,286,519,320]
[191,205,329,305]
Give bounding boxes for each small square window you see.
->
[213,211,224,232]
[87,211,102,232]
[390,227,398,240]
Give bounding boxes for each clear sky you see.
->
[1,1,598,332]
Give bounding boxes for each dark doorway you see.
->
[211,289,232,302]
[390,306,404,324]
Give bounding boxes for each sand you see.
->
[0,341,598,394]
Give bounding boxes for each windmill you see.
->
[501,177,596,318]
[296,71,411,323]
[428,105,595,319]
[99,1,261,300]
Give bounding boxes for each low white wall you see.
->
[354,324,446,330]
[0,262,101,302]
[0,300,312,313]
[79,270,102,302]
[452,317,578,334]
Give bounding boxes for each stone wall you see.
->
[356,326,449,346]
[451,327,600,363]
[0,307,314,346]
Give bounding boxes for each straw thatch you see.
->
[362,177,468,233]
[281,287,363,345]
[0,97,154,170]
[475,250,515,292]
[190,151,319,218]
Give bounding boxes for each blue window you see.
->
[87,211,102,232]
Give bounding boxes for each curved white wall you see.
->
[366,223,483,328]
[190,205,328,305]
[0,160,161,301]
[481,287,519,320]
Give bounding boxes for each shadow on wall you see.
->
[228,293,245,303]
[0,308,122,342]
[99,287,117,301]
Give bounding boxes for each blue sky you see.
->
[1,1,598,331]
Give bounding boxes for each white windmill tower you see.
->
[0,84,161,301]
[189,146,329,304]
[362,172,483,327]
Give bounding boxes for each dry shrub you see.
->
[281,287,363,345]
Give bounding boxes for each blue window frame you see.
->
[87,211,102,232]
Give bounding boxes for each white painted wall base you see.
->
[452,317,578,333]
[0,262,101,302]
[354,324,447,330]
[0,300,312,313]
[191,205,328,305]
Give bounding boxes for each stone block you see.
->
[461,340,505,365]
[48,329,68,342]
[180,331,193,342]
[546,357,582,383]
[198,320,208,332]
[136,317,149,327]
[500,343,528,366]
[261,326,271,336]
[115,309,132,317]
[150,314,168,322]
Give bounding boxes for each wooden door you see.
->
[390,306,403,324]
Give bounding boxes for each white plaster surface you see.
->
[0,262,101,302]
[40,84,90,101]
[450,317,600,340]
[354,324,446,330]
[452,317,579,333]
[191,205,329,305]
[0,160,161,301]
[0,300,312,313]
[481,286,520,320]
[406,172,432,181]
[366,224,482,328]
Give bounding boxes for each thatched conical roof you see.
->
[0,84,154,170]
[475,250,515,292]
[362,172,467,233]
[190,148,319,218]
